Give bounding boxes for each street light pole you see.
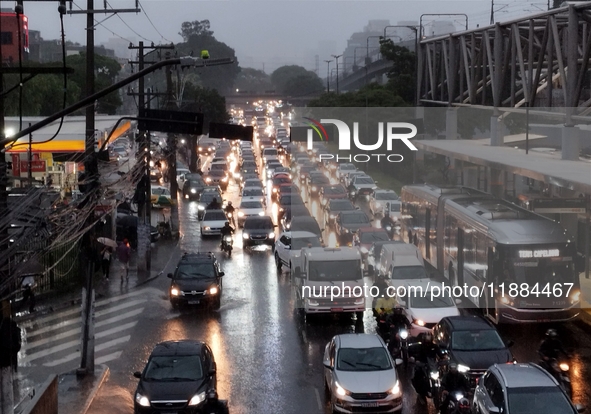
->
[419,14,468,38]
[332,54,342,94]
[324,59,332,93]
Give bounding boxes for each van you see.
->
[293,247,365,318]
[377,243,429,287]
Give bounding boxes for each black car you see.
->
[324,199,356,228]
[168,252,225,310]
[277,194,305,221]
[280,204,312,231]
[433,315,514,388]
[133,340,217,414]
[307,175,331,198]
[242,215,276,248]
[183,177,207,200]
[334,210,372,244]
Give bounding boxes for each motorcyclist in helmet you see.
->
[385,306,411,355]
[371,276,390,318]
[410,332,440,402]
[374,295,397,339]
[206,197,222,210]
[220,221,234,247]
[200,389,229,414]
[539,328,569,370]
[224,201,236,225]
[439,363,470,414]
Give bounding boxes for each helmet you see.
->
[423,332,433,343]
[393,306,403,314]
[228,201,232,205]
[206,389,218,400]
[458,398,470,411]
[546,329,558,338]
[449,362,458,372]
[212,198,218,203]
[225,221,230,226]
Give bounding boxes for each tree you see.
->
[379,38,416,104]
[182,85,229,133]
[234,68,273,93]
[179,20,214,42]
[270,65,323,96]
[307,84,406,107]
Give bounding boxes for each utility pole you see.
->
[165,59,179,235]
[324,59,332,92]
[332,54,342,94]
[129,42,174,274]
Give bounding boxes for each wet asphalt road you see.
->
[14,141,584,414]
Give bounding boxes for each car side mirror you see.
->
[506,339,514,348]
[167,273,173,279]
[323,360,333,369]
[395,358,404,366]
[219,272,225,277]
[133,371,142,379]
[488,407,501,414]
[575,404,586,413]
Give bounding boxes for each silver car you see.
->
[323,334,403,413]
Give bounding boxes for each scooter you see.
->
[221,235,233,257]
[545,357,572,399]
[411,358,442,406]
[440,391,470,414]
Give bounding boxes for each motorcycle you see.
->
[226,211,236,227]
[411,359,441,406]
[221,235,233,257]
[387,326,409,365]
[543,357,572,399]
[441,391,471,414]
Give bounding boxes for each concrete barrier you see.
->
[21,375,57,414]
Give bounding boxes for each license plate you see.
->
[253,240,264,244]
[188,300,200,305]
[361,403,379,408]
[331,308,343,312]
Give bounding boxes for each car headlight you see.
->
[430,371,439,380]
[335,381,349,396]
[238,211,245,217]
[170,287,180,296]
[559,362,569,372]
[188,391,206,406]
[191,188,196,194]
[268,232,275,238]
[457,364,470,373]
[198,205,205,210]
[243,232,249,239]
[570,290,581,304]
[414,319,426,327]
[258,211,265,216]
[311,186,317,191]
[209,286,219,295]
[390,380,400,395]
[185,194,189,199]
[279,207,284,212]
[222,177,228,182]
[329,214,335,219]
[272,188,277,193]
[204,226,211,231]
[206,177,212,182]
[135,392,150,407]
[198,146,203,151]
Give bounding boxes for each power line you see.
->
[106,1,153,43]
[137,0,174,44]
[71,1,133,43]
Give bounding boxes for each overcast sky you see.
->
[22,0,551,73]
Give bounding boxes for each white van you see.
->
[293,247,365,318]
[377,243,429,287]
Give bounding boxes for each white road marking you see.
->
[314,387,323,411]
[43,335,131,367]
[95,351,123,364]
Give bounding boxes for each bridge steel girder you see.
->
[417,3,591,114]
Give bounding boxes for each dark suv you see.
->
[168,253,225,310]
[433,315,514,388]
[133,340,217,414]
[242,215,276,248]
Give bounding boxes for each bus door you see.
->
[425,208,431,260]
[457,228,464,286]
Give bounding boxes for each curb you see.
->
[80,365,110,414]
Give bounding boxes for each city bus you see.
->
[400,184,580,324]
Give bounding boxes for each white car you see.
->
[369,189,399,216]
[200,209,228,236]
[273,231,321,271]
[241,187,266,206]
[242,179,264,191]
[336,163,357,180]
[236,200,265,227]
[323,334,403,413]
[398,281,461,337]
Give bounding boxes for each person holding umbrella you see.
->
[101,246,113,280]
[116,238,131,283]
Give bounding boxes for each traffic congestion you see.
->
[88,102,591,414]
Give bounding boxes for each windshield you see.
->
[339,164,356,171]
[409,292,455,308]
[377,192,398,200]
[210,163,226,170]
[390,266,428,280]
[281,196,304,205]
[273,177,291,185]
[243,188,264,197]
[330,201,355,211]
[324,186,345,194]
[199,194,217,203]
[244,218,273,230]
[451,330,506,351]
[144,355,203,381]
[507,387,574,414]
[264,149,278,156]
[341,213,369,224]
[389,203,401,212]
[188,180,204,188]
[244,181,263,188]
[204,212,227,221]
[336,347,392,372]
[360,232,390,243]
[355,177,375,184]
[292,236,321,250]
[208,170,226,177]
[312,177,330,184]
[240,201,263,209]
[308,260,361,281]
[176,263,216,279]
[152,188,170,196]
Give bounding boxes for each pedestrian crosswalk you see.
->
[19,287,161,369]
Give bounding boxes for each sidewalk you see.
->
[13,238,178,414]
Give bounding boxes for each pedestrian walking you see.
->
[101,246,113,280]
[116,238,131,283]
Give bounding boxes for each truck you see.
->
[292,247,365,319]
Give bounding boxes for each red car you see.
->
[319,184,348,207]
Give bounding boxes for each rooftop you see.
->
[445,315,494,330]
[494,363,557,388]
[151,340,205,357]
[338,333,384,348]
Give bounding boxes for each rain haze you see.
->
[21,0,551,73]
